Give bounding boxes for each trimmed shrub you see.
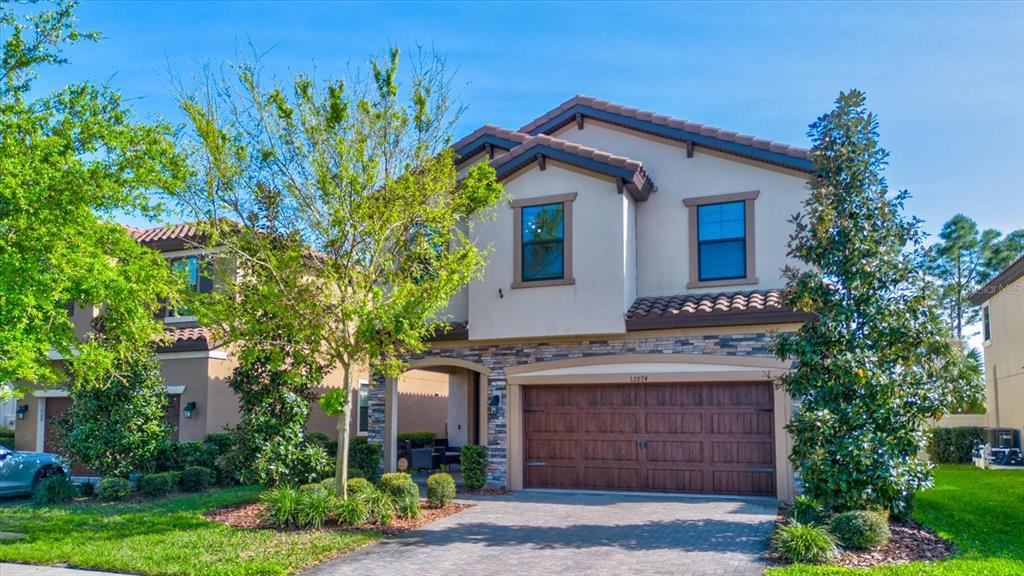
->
[138,471,180,498]
[77,480,96,498]
[0,427,16,448]
[772,519,840,564]
[349,437,383,483]
[830,510,890,550]
[348,467,365,479]
[336,496,367,526]
[296,489,337,529]
[397,431,436,448]
[927,426,985,464]
[426,472,456,507]
[347,477,374,497]
[378,472,415,500]
[97,477,130,501]
[461,444,488,489]
[181,466,214,492]
[260,486,302,528]
[790,495,829,525]
[33,475,75,505]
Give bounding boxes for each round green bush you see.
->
[426,472,456,507]
[77,480,96,498]
[772,519,840,564]
[347,477,373,497]
[33,474,75,505]
[460,444,488,490]
[137,471,179,498]
[830,510,890,550]
[789,495,829,525]
[181,466,214,492]
[347,467,365,479]
[97,477,130,501]
[378,472,415,499]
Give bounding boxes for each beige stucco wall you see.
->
[552,120,810,297]
[467,162,632,340]
[982,275,1024,432]
[397,369,449,437]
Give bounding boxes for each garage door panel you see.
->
[645,384,703,406]
[583,466,641,490]
[583,439,638,461]
[526,465,579,488]
[526,438,578,460]
[711,441,774,464]
[712,470,775,495]
[646,440,703,463]
[586,386,643,406]
[710,413,773,435]
[645,412,703,434]
[708,383,773,406]
[585,412,640,434]
[525,412,579,433]
[647,468,705,492]
[524,386,580,408]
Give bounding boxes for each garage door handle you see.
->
[525,461,545,467]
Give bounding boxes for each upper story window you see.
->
[982,304,991,344]
[167,255,212,318]
[684,191,759,289]
[511,193,576,288]
[357,380,370,435]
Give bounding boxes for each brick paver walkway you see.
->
[304,490,777,576]
[0,564,130,576]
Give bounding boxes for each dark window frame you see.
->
[510,193,576,289]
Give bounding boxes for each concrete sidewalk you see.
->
[0,563,132,576]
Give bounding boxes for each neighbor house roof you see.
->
[970,254,1024,305]
[520,95,814,173]
[625,289,814,330]
[159,325,216,352]
[453,125,531,161]
[129,223,207,252]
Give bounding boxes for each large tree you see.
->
[923,214,1024,338]
[173,48,502,497]
[0,0,186,397]
[773,90,984,515]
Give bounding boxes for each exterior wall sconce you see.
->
[488,394,500,407]
[16,404,29,421]
[183,401,197,420]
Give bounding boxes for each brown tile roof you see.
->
[971,254,1024,305]
[626,289,813,330]
[490,133,655,200]
[519,95,813,172]
[452,124,530,159]
[129,223,207,252]
[159,325,216,352]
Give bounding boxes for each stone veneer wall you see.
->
[367,331,780,488]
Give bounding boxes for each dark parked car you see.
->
[0,445,70,496]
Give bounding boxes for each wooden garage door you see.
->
[523,383,775,496]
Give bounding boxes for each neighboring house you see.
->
[367,95,815,500]
[970,255,1024,440]
[13,224,449,460]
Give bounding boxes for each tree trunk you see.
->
[335,366,353,499]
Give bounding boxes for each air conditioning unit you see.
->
[985,428,1021,449]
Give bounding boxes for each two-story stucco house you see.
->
[970,255,1024,443]
[366,96,816,501]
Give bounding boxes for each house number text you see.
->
[629,375,649,383]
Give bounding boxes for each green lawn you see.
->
[768,465,1024,576]
[0,486,382,576]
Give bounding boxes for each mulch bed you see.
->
[205,500,471,534]
[767,506,953,568]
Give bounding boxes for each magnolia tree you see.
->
[0,0,186,397]
[173,49,502,497]
[773,90,984,515]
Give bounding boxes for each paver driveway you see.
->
[304,490,777,576]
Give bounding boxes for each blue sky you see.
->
[29,1,1024,237]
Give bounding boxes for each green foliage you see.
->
[180,466,214,492]
[96,477,129,501]
[59,352,169,477]
[347,467,364,479]
[221,347,330,487]
[398,431,436,448]
[172,46,503,497]
[0,427,14,448]
[378,472,415,500]
[318,388,348,417]
[0,0,187,397]
[362,487,395,526]
[829,510,890,550]
[138,472,180,498]
[426,472,456,507]
[349,437,383,483]
[260,486,302,528]
[347,477,373,497]
[928,427,985,464]
[922,214,1024,339]
[789,495,829,526]
[296,489,337,529]
[335,496,368,526]
[33,475,76,505]
[773,90,985,515]
[460,444,488,489]
[395,491,421,519]
[77,481,96,498]
[772,519,840,564]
